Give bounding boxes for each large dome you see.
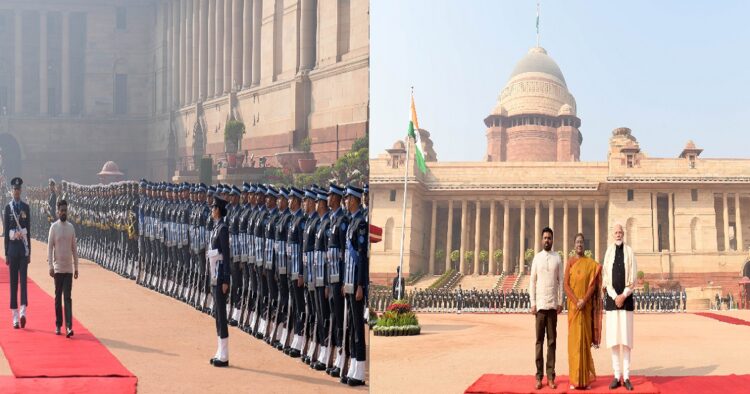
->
[493,46,577,118]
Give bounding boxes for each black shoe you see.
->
[212,360,229,367]
[20,316,26,328]
[330,367,341,378]
[609,378,621,389]
[272,341,281,349]
[340,376,349,385]
[312,361,327,371]
[13,322,19,329]
[254,332,264,339]
[66,329,74,338]
[229,319,239,327]
[348,378,365,387]
[283,347,292,355]
[623,379,634,391]
[288,349,301,358]
[209,358,216,365]
[325,367,332,375]
[55,327,61,335]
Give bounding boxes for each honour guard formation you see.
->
[27,179,369,386]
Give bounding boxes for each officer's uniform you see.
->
[4,177,31,328]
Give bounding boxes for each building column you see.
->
[503,199,510,273]
[193,0,200,101]
[519,199,526,274]
[460,200,468,274]
[428,201,437,275]
[489,200,497,275]
[232,0,243,88]
[39,11,48,114]
[299,0,317,71]
[198,0,207,101]
[736,193,744,252]
[172,0,181,107]
[563,200,569,260]
[548,199,555,231]
[251,0,262,85]
[474,201,481,275]
[577,199,583,235]
[652,193,659,251]
[14,10,22,113]
[179,0,187,105]
[534,200,540,253]
[242,0,253,88]
[61,11,70,114]
[185,0,193,104]
[215,0,225,97]
[207,0,215,98]
[445,200,454,273]
[724,192,731,252]
[223,0,232,93]
[594,200,601,261]
[668,192,675,252]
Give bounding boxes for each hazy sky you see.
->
[370,0,750,162]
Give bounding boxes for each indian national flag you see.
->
[407,95,427,173]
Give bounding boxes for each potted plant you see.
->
[479,250,489,275]
[435,249,446,264]
[224,120,245,167]
[297,136,317,173]
[450,250,460,271]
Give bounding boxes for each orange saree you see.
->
[564,256,603,388]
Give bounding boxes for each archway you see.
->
[0,133,22,182]
[743,260,750,279]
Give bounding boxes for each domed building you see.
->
[485,47,581,162]
[370,46,750,308]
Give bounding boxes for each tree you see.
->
[435,249,446,263]
[450,250,460,270]
[224,120,245,153]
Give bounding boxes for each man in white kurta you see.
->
[602,224,636,391]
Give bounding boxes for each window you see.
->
[627,189,634,201]
[688,154,696,169]
[691,189,698,202]
[389,190,396,202]
[114,73,127,115]
[116,7,126,30]
[626,154,634,168]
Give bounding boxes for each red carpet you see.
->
[0,258,136,393]
[465,374,750,394]
[0,376,137,394]
[693,312,750,327]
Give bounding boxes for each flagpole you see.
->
[396,90,412,300]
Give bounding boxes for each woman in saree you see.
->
[564,233,603,390]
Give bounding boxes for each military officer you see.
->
[4,177,31,329]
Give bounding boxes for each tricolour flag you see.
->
[407,95,427,173]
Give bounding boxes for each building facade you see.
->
[370,47,749,289]
[0,0,368,184]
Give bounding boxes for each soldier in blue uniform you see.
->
[302,188,321,365]
[4,177,31,329]
[312,188,332,371]
[273,187,292,350]
[207,196,231,367]
[261,186,281,344]
[341,185,368,386]
[285,187,306,358]
[326,184,348,377]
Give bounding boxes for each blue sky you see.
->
[370,0,750,161]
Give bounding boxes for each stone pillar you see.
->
[563,200,569,260]
[172,0,181,107]
[548,199,555,231]
[595,200,600,261]
[489,200,497,275]
[61,11,70,114]
[474,201,481,275]
[242,0,253,88]
[251,0,262,85]
[185,0,193,104]
[14,10,22,113]
[39,11,48,114]
[215,0,224,97]
[577,199,583,235]
[299,0,317,71]
[232,0,243,88]
[428,201,437,275]
[179,0,187,105]
[534,200,540,253]
[503,199,510,273]
[652,193,659,251]
[193,0,200,101]
[736,193,744,252]
[223,0,232,93]
[667,193,676,252]
[207,0,215,98]
[445,200,454,273]
[459,200,468,274]
[519,199,526,274]
[724,192,730,252]
[199,0,209,101]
